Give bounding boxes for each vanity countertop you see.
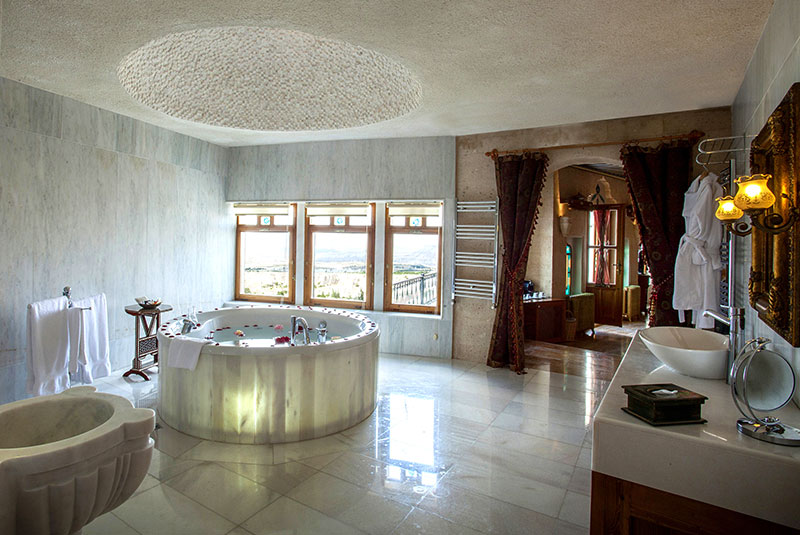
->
[593,333,800,529]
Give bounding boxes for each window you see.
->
[304,203,375,309]
[235,204,296,302]
[384,203,442,314]
[566,244,572,296]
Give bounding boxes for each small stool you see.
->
[123,304,172,381]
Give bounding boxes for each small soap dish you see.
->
[621,383,707,426]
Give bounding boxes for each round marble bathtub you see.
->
[157,305,379,444]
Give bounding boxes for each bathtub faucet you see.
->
[290,315,311,345]
[180,318,195,335]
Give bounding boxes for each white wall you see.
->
[226,137,457,358]
[731,0,800,402]
[0,77,235,404]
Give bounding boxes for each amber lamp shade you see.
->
[715,196,744,221]
[733,174,776,211]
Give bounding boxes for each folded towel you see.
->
[69,294,111,383]
[26,297,70,396]
[167,337,209,370]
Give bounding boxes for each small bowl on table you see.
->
[135,298,162,310]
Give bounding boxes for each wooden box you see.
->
[621,383,707,426]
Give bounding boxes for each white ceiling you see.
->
[0,0,772,147]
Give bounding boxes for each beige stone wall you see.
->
[453,107,730,362]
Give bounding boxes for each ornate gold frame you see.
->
[749,83,800,346]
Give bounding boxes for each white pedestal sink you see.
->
[639,326,729,380]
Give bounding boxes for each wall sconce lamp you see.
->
[714,174,799,236]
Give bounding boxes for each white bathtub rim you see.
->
[0,387,155,460]
[158,304,380,356]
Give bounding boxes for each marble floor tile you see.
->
[440,388,512,413]
[568,467,591,496]
[114,484,235,535]
[82,512,139,535]
[181,440,274,465]
[420,483,585,535]
[272,433,360,464]
[491,413,588,446]
[475,426,581,465]
[147,448,202,481]
[133,474,160,496]
[218,460,318,494]
[242,496,365,535]
[321,450,441,506]
[165,462,280,523]
[91,351,618,534]
[455,441,576,490]
[152,421,203,458]
[576,445,592,470]
[226,528,257,535]
[559,491,591,529]
[435,398,500,425]
[511,390,601,417]
[500,401,594,429]
[288,471,411,534]
[392,507,484,535]
[298,451,345,469]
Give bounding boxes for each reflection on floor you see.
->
[558,321,645,358]
[85,354,598,535]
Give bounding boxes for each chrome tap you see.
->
[316,320,328,343]
[290,315,311,345]
[181,307,199,335]
[703,306,745,384]
[180,318,195,335]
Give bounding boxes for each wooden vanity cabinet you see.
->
[591,472,799,534]
[523,298,566,342]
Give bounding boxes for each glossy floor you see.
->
[84,350,613,534]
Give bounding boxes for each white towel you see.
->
[68,294,111,383]
[26,296,70,396]
[167,336,209,370]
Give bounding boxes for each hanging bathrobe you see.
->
[673,173,723,328]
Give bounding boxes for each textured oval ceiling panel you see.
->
[117,27,421,131]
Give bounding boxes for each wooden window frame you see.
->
[383,210,443,315]
[234,204,297,303]
[303,204,376,310]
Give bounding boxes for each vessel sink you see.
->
[639,326,729,380]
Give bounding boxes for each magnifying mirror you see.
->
[731,338,800,446]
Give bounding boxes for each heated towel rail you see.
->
[452,200,499,307]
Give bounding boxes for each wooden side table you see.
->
[523,298,567,343]
[123,304,172,381]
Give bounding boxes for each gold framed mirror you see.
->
[749,82,800,346]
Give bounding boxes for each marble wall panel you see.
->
[227,137,456,201]
[0,77,62,138]
[0,76,233,403]
[61,97,116,151]
[0,127,39,355]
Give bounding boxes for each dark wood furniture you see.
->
[123,304,172,381]
[523,298,566,342]
[591,471,799,534]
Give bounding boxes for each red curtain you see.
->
[487,152,549,373]
[593,208,611,285]
[620,132,702,326]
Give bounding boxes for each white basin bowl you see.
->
[639,326,729,380]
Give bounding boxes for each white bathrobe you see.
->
[673,173,723,328]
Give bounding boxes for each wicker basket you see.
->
[565,316,577,341]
